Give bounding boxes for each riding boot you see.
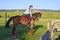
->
[27,19,30,26]
[26,14,31,26]
[28,19,30,24]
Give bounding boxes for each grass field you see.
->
[0,11,60,40]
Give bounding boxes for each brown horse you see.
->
[5,12,41,38]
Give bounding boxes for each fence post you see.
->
[5,12,7,25]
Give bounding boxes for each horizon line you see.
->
[0,8,60,10]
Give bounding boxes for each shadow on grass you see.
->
[0,25,26,40]
[33,25,43,34]
[0,26,11,40]
[0,24,43,40]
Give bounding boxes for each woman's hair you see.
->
[29,5,33,8]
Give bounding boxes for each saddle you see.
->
[23,14,31,20]
[23,14,31,24]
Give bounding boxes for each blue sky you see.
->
[0,0,60,10]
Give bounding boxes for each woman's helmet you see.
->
[29,5,33,8]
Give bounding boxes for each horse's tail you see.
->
[5,17,14,29]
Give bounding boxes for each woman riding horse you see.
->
[5,12,41,38]
[24,5,33,24]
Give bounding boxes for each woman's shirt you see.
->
[24,9,32,17]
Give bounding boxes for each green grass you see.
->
[0,11,60,40]
[0,20,47,40]
[0,18,5,26]
[41,11,60,19]
[0,11,60,19]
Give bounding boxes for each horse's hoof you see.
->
[30,30,33,36]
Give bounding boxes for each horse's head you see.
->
[32,12,42,21]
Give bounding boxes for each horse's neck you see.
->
[32,15,36,20]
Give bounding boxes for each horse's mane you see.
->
[32,12,41,15]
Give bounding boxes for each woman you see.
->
[24,5,33,24]
[24,5,33,17]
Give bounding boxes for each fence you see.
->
[47,19,60,40]
[0,12,23,26]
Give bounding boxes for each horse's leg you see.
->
[30,25,33,36]
[12,19,18,38]
[12,26,16,38]
[29,20,34,36]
